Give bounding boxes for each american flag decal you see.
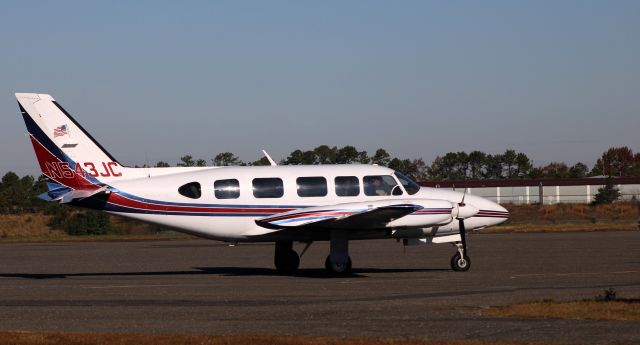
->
[53,124,68,138]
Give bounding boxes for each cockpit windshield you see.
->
[394,171,421,195]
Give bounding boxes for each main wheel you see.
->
[324,255,352,275]
[274,249,300,274]
[450,252,471,272]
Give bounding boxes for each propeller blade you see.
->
[458,218,467,255]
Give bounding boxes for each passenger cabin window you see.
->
[214,179,240,199]
[178,182,201,199]
[335,176,360,197]
[394,171,420,195]
[363,175,401,196]
[252,178,284,198]
[296,177,327,197]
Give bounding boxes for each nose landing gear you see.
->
[450,242,470,271]
[450,211,471,272]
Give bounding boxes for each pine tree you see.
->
[592,178,621,205]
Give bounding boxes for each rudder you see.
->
[17,93,124,188]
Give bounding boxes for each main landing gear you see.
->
[324,230,351,275]
[325,229,352,275]
[325,255,352,275]
[273,230,353,276]
[274,241,299,274]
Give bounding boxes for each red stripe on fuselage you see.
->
[107,193,296,214]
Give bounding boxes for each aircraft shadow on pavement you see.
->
[0,267,449,280]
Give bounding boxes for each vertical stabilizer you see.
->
[16,93,124,187]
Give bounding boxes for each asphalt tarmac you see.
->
[0,231,639,344]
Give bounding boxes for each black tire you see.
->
[274,249,300,274]
[324,255,352,275]
[450,252,471,272]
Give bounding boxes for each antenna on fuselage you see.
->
[262,150,277,166]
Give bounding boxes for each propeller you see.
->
[454,188,478,255]
[460,187,467,206]
[457,190,468,256]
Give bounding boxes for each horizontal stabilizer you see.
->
[38,182,73,201]
[56,186,108,203]
[37,180,107,203]
[38,185,108,204]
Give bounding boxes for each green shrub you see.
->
[44,203,71,229]
[65,210,111,236]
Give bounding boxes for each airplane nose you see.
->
[467,195,509,226]
[492,202,510,225]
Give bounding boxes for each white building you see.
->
[422,177,640,204]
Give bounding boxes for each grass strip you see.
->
[486,299,640,321]
[0,333,566,345]
[0,232,192,244]
[486,223,638,233]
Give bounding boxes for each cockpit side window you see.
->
[363,175,399,196]
[394,171,420,195]
[178,182,201,199]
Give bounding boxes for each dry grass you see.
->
[0,333,561,345]
[0,214,62,240]
[0,213,192,243]
[486,223,637,233]
[503,202,639,226]
[486,300,640,321]
[0,233,192,244]
[487,202,640,233]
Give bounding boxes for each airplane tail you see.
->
[16,93,125,193]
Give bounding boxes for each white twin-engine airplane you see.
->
[16,93,509,275]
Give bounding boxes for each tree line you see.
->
[149,145,640,182]
[2,146,638,214]
[0,145,637,235]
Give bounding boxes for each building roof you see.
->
[419,177,640,188]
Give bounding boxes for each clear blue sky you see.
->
[1,1,638,176]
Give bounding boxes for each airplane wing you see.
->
[319,204,423,229]
[256,203,423,230]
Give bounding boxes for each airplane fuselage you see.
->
[90,164,508,242]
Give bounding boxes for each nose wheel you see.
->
[450,249,471,271]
